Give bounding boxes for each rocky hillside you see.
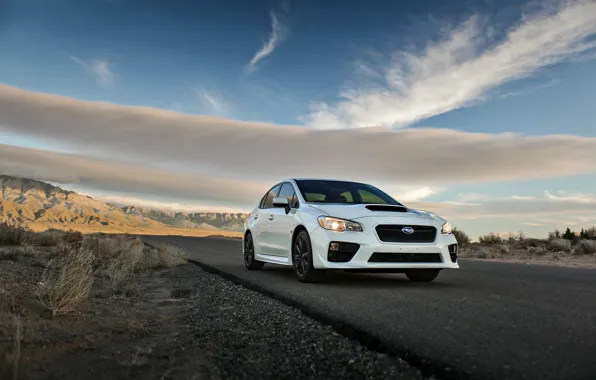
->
[0,175,247,233]
[120,206,246,232]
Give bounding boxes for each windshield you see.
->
[295,180,402,205]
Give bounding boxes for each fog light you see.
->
[329,242,339,251]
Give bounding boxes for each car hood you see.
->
[307,204,445,222]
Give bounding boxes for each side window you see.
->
[340,191,354,202]
[358,189,385,204]
[261,184,281,209]
[278,182,299,208]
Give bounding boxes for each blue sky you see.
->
[1,0,596,238]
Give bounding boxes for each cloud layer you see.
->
[305,0,596,129]
[1,84,596,188]
[0,144,267,208]
[2,143,594,235]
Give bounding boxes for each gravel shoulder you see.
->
[1,246,427,380]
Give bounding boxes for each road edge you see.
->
[183,257,469,380]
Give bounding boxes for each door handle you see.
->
[268,215,274,221]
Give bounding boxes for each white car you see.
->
[243,178,459,283]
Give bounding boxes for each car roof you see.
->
[287,178,357,183]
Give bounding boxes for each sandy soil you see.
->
[0,249,211,380]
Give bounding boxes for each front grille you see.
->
[368,252,442,263]
[375,225,437,243]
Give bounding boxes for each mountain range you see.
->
[0,175,247,235]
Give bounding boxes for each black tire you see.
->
[292,230,326,283]
[244,233,264,270]
[405,269,440,282]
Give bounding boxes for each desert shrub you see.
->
[549,238,571,252]
[548,229,561,240]
[30,230,62,247]
[138,244,187,271]
[0,222,27,246]
[452,227,471,245]
[499,244,510,254]
[83,236,142,267]
[527,246,547,256]
[0,246,34,261]
[579,227,596,240]
[37,246,95,316]
[62,230,84,245]
[562,227,576,240]
[575,239,596,255]
[104,239,144,291]
[478,233,503,244]
[475,251,488,259]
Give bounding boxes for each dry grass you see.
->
[37,246,95,316]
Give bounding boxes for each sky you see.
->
[1,0,596,239]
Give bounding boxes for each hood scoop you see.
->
[365,205,408,212]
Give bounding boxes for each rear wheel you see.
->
[244,233,264,270]
[405,269,440,282]
[292,230,326,283]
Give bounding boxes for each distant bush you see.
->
[527,246,547,256]
[478,233,503,244]
[30,230,63,247]
[575,239,596,255]
[499,244,510,254]
[549,238,571,252]
[579,227,596,240]
[548,229,562,240]
[0,222,28,246]
[452,227,471,245]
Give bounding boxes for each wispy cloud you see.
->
[196,88,229,116]
[68,54,115,88]
[247,6,289,72]
[305,0,596,129]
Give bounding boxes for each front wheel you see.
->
[405,269,440,282]
[244,233,264,270]
[292,230,326,283]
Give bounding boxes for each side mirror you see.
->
[272,197,290,214]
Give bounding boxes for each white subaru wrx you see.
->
[243,179,459,283]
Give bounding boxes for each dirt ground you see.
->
[460,241,596,269]
[0,249,214,380]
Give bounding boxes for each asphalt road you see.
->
[143,235,596,380]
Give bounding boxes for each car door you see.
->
[268,182,299,258]
[253,183,281,256]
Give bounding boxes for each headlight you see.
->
[317,216,363,232]
[441,222,452,234]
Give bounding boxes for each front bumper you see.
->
[309,226,460,270]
